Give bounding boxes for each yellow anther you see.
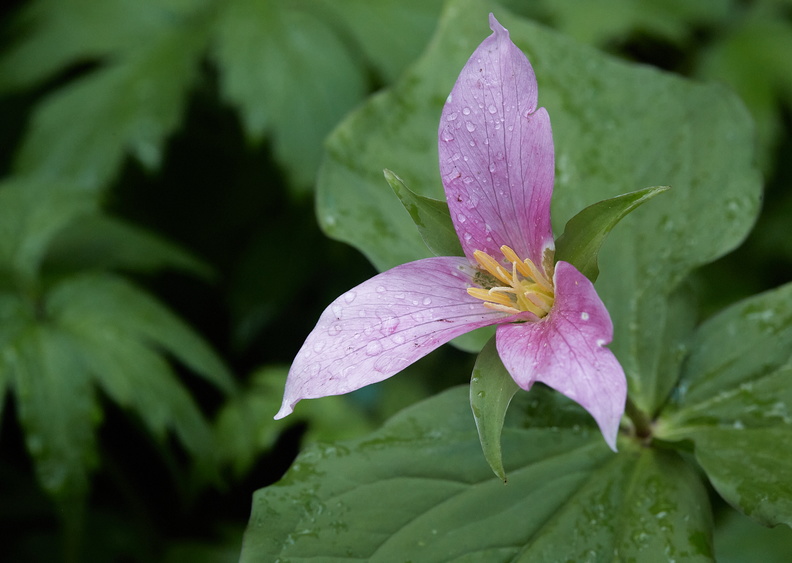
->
[468,246,555,318]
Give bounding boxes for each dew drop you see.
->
[422,297,432,306]
[462,107,471,115]
[464,232,473,242]
[447,112,458,121]
[365,341,383,356]
[394,292,405,299]
[441,128,454,142]
[308,364,321,376]
[381,316,399,335]
[313,341,326,353]
[581,312,589,321]
[328,323,342,336]
[489,162,496,172]
[456,213,467,223]
[488,104,497,114]
[344,291,356,303]
[469,140,475,147]
[393,334,406,345]
[463,176,474,184]
[465,121,476,132]
[332,304,343,318]
[376,285,385,293]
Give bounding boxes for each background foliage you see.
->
[0,0,791,561]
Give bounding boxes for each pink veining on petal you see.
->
[275,257,517,419]
[495,261,627,450]
[439,14,555,267]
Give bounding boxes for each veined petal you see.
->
[276,257,516,419]
[439,14,554,267]
[495,261,626,450]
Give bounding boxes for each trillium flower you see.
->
[276,14,627,450]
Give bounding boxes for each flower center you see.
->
[467,245,555,318]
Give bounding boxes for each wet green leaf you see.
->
[658,282,792,526]
[384,169,463,258]
[469,338,519,481]
[317,0,761,414]
[242,387,713,561]
[555,186,669,282]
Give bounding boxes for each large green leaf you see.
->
[317,0,761,412]
[242,387,713,561]
[13,13,208,190]
[213,0,367,192]
[658,282,792,526]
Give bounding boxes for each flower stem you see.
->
[625,396,653,440]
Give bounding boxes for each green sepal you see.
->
[556,186,670,282]
[384,169,464,258]
[555,186,670,282]
[470,337,519,482]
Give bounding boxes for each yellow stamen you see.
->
[467,245,555,318]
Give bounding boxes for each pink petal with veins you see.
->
[495,261,627,450]
[275,257,519,419]
[439,14,555,267]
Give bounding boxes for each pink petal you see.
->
[495,261,626,450]
[439,14,555,267]
[276,257,516,419]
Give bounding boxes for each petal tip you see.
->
[274,402,294,420]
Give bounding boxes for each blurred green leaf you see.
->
[0,0,209,92]
[47,272,235,394]
[521,0,732,47]
[555,186,669,282]
[242,387,713,561]
[469,338,518,481]
[384,169,463,258]
[317,0,445,83]
[13,15,209,190]
[44,214,212,278]
[0,177,96,286]
[213,0,367,192]
[4,325,100,502]
[317,0,761,414]
[215,366,374,478]
[715,507,792,563]
[695,15,792,171]
[658,282,792,526]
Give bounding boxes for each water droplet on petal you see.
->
[365,341,383,356]
[441,128,454,142]
[344,291,356,303]
[394,292,405,299]
[393,334,406,345]
[328,323,342,336]
[447,112,458,121]
[489,162,496,173]
[332,305,343,318]
[456,213,466,223]
[422,297,432,306]
[466,122,476,132]
[464,232,473,242]
[308,364,321,376]
[381,316,399,335]
[488,104,497,114]
[581,312,589,321]
[376,286,385,293]
[462,107,471,115]
[313,341,326,353]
